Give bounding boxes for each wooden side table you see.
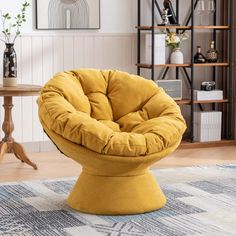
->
[0,84,42,169]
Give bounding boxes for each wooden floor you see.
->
[0,145,236,183]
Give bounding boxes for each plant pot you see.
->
[170,48,183,64]
[3,43,17,86]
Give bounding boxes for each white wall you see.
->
[0,0,137,34]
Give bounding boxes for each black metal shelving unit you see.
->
[136,0,234,143]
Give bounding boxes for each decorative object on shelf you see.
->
[207,0,215,15]
[196,0,215,25]
[159,9,171,26]
[206,41,218,62]
[194,46,206,63]
[165,32,189,64]
[156,80,182,100]
[206,0,216,25]
[36,0,100,29]
[0,1,30,87]
[170,48,184,64]
[163,0,178,25]
[201,81,216,91]
[196,0,205,25]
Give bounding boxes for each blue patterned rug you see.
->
[1,164,236,236]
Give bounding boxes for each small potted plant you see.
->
[0,1,30,86]
[165,31,189,64]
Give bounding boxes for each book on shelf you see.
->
[145,34,166,65]
[194,111,222,142]
[194,90,223,101]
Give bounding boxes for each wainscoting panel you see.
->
[0,34,136,145]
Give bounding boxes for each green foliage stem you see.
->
[0,1,30,44]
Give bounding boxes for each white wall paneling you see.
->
[63,37,74,70]
[0,33,136,148]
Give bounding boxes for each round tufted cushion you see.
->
[38,69,186,157]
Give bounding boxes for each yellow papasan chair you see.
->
[37,69,186,215]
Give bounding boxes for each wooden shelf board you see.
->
[176,99,191,105]
[179,140,236,149]
[136,26,191,30]
[176,99,229,105]
[136,64,152,68]
[137,63,229,68]
[194,99,229,104]
[136,26,230,30]
[156,64,191,67]
[136,63,191,68]
[194,63,229,67]
[193,25,230,29]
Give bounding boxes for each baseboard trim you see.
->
[179,140,236,149]
[22,141,58,153]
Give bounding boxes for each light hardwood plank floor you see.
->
[0,146,236,182]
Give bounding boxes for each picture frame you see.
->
[36,0,100,30]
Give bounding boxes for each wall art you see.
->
[36,0,100,30]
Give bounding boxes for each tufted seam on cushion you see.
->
[115,92,158,133]
[74,70,114,121]
[100,72,114,119]
[82,130,110,145]
[39,93,75,129]
[144,133,166,154]
[102,132,147,156]
[100,69,110,89]
[139,109,149,121]
[107,71,158,121]
[65,122,114,144]
[144,134,148,155]
[42,72,91,114]
[99,120,120,132]
[86,92,114,121]
[75,73,87,95]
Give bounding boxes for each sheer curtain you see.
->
[230,0,236,138]
[221,0,235,138]
[232,1,236,138]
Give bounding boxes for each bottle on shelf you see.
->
[194,46,206,63]
[206,41,218,63]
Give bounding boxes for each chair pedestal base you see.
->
[67,171,166,215]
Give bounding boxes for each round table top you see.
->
[0,84,42,96]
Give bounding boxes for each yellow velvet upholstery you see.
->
[37,69,186,215]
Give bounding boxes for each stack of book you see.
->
[194,111,222,142]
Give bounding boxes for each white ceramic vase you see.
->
[170,48,184,64]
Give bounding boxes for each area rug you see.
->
[0,164,236,236]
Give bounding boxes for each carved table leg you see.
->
[0,142,8,161]
[0,96,38,169]
[13,142,38,170]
